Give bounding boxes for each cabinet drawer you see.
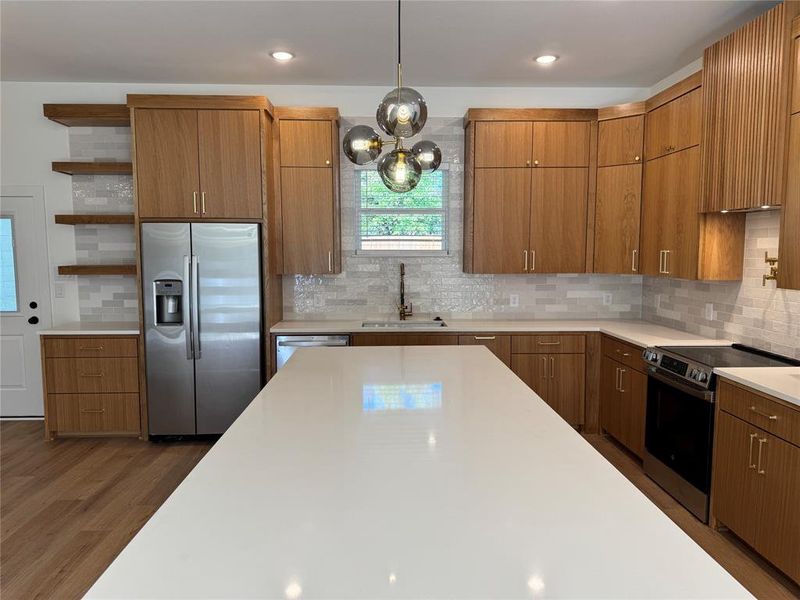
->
[512,334,585,354]
[53,394,140,435]
[43,336,138,358]
[458,335,511,366]
[351,333,459,346]
[718,379,800,447]
[601,335,646,372]
[45,358,139,394]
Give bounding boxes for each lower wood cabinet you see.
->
[712,380,800,584]
[458,334,511,367]
[351,333,458,346]
[511,351,585,426]
[41,335,142,439]
[600,354,646,457]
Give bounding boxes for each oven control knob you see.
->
[688,368,697,378]
[697,371,708,383]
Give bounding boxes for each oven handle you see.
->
[647,368,715,402]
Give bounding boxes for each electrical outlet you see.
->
[705,302,714,321]
[602,292,612,306]
[655,294,662,310]
[509,294,519,308]
[54,284,65,299]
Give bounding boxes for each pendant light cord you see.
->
[396,0,402,90]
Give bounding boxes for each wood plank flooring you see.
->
[1,422,798,599]
[0,421,211,599]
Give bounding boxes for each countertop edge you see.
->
[715,368,800,408]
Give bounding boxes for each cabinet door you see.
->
[548,354,585,426]
[792,33,800,116]
[600,356,622,440]
[532,121,590,167]
[473,168,531,273]
[351,334,458,346]
[511,354,549,402]
[712,411,765,548]
[644,89,702,160]
[598,115,644,167]
[474,122,532,167]
[530,168,587,273]
[618,366,646,458]
[458,335,511,367]
[778,113,800,289]
[281,167,334,274]
[198,110,262,219]
[280,120,333,167]
[134,109,199,218]
[594,164,642,274]
[752,430,800,583]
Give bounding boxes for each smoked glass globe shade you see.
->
[377,149,422,193]
[411,140,442,172]
[342,125,383,165]
[376,87,427,138]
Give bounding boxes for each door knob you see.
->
[29,301,38,309]
[27,316,39,325]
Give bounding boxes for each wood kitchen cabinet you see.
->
[701,2,800,211]
[644,86,702,161]
[512,353,585,426]
[130,96,267,219]
[594,107,645,274]
[779,17,800,290]
[600,354,646,458]
[458,334,512,367]
[712,379,800,584]
[351,333,459,346]
[275,108,341,275]
[464,109,597,275]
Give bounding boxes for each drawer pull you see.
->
[537,341,561,346]
[78,345,105,351]
[747,433,758,469]
[615,349,631,357]
[749,406,778,421]
[474,336,496,341]
[79,372,104,378]
[756,437,767,475]
[80,408,106,414]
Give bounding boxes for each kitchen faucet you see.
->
[398,262,413,320]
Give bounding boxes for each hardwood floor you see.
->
[1,422,797,599]
[586,434,800,600]
[0,421,212,599]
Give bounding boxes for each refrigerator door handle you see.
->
[191,255,201,359]
[183,255,193,360]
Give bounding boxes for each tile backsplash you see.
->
[643,210,800,359]
[68,127,139,323]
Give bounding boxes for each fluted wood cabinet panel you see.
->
[701,2,800,211]
[779,23,800,290]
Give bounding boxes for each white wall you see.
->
[1,80,650,325]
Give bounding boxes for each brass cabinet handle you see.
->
[78,345,104,351]
[193,192,198,214]
[533,159,540,166]
[619,368,626,393]
[531,250,536,272]
[749,406,778,421]
[748,433,758,469]
[328,251,333,273]
[615,366,621,391]
[523,250,528,272]
[658,250,664,274]
[538,341,561,346]
[549,356,555,378]
[325,159,331,165]
[541,356,547,379]
[80,408,105,414]
[526,160,531,166]
[634,155,641,162]
[756,437,767,475]
[79,372,104,378]
[664,250,670,274]
[201,192,206,215]
[615,348,631,357]
[632,249,638,272]
[474,336,496,340]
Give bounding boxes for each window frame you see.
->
[354,164,450,257]
[0,215,20,314]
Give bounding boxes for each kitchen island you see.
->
[87,346,750,599]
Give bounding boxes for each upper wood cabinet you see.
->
[701,2,800,211]
[130,95,267,220]
[779,18,800,290]
[274,108,341,275]
[463,109,597,274]
[644,85,702,161]
[598,114,644,167]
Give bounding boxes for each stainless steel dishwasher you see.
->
[275,335,350,370]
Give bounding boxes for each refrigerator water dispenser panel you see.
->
[154,280,183,325]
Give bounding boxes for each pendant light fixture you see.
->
[342,0,441,192]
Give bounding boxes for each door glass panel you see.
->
[0,217,19,312]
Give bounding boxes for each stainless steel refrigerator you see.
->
[142,223,262,436]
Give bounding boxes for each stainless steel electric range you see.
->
[640,344,799,522]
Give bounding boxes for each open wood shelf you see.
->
[52,162,133,176]
[55,214,134,225]
[57,264,137,276]
[43,104,130,127]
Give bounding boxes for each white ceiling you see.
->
[0,0,775,87]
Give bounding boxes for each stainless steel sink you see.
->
[361,320,447,329]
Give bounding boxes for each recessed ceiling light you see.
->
[271,51,294,62]
[535,55,558,65]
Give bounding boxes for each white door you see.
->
[0,187,52,417]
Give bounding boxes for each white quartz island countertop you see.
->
[37,321,139,336]
[87,346,750,599]
[715,367,800,407]
[271,318,730,348]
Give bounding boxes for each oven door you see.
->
[645,369,715,495]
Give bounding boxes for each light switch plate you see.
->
[705,302,715,320]
[603,292,612,306]
[509,294,519,308]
